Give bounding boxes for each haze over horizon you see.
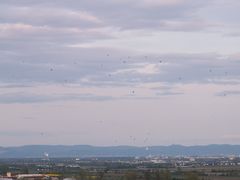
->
[1,0,240,147]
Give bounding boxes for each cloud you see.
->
[0,50,240,87]
[216,90,240,97]
[114,63,161,75]
[0,23,111,43]
[0,5,102,28]
[155,91,184,96]
[223,134,240,140]
[0,131,51,137]
[0,84,33,89]
[0,0,214,31]
[157,19,219,31]
[0,1,240,101]
[224,32,240,37]
[0,80,188,104]
[0,92,114,104]
[141,0,187,7]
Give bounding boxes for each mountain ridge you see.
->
[0,144,240,158]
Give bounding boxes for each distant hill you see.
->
[0,144,240,158]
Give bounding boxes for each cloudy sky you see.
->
[1,0,240,146]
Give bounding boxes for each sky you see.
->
[0,0,240,147]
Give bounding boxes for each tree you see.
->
[184,172,199,180]
[125,171,137,180]
[160,170,172,180]
[96,171,105,180]
[0,165,9,175]
[154,170,161,180]
[22,166,29,174]
[144,170,151,180]
[76,169,87,180]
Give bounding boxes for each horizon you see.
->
[1,0,240,146]
[2,144,240,148]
